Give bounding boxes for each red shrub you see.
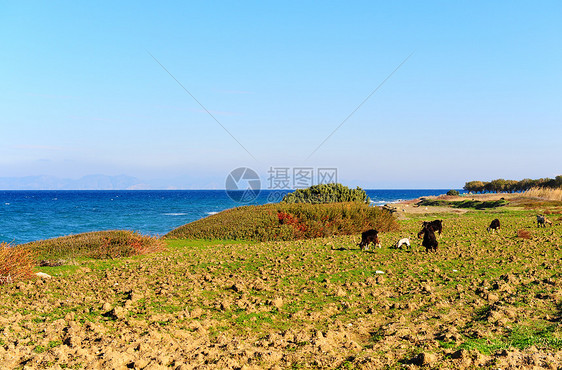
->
[517,229,532,239]
[95,232,165,259]
[0,242,35,285]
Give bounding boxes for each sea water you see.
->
[0,189,454,244]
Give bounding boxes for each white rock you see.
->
[375,270,384,274]
[35,272,52,279]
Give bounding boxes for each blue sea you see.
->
[0,189,455,244]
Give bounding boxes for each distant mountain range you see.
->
[0,175,151,190]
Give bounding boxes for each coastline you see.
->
[383,192,527,218]
[1,189,459,244]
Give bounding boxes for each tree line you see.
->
[463,176,562,193]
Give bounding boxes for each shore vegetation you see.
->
[166,202,397,241]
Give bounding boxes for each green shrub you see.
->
[447,189,460,196]
[281,183,369,204]
[22,230,166,261]
[165,202,398,241]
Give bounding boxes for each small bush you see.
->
[0,242,35,285]
[447,189,460,196]
[22,231,165,261]
[281,183,369,204]
[166,202,398,241]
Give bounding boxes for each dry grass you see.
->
[0,242,36,285]
[517,229,532,239]
[523,187,562,201]
[22,230,166,261]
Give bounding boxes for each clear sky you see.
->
[1,1,561,189]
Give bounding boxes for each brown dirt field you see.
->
[1,200,562,369]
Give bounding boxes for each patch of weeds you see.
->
[78,310,102,324]
[460,337,509,355]
[336,357,357,369]
[165,238,254,251]
[36,264,81,277]
[44,306,81,322]
[473,305,491,321]
[33,345,46,353]
[369,327,385,344]
[208,325,231,338]
[200,290,219,301]
[235,312,274,327]
[509,325,562,350]
[438,340,457,350]
[398,346,425,365]
[149,302,182,314]
[17,308,35,315]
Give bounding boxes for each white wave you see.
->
[206,211,219,215]
[370,199,403,206]
[163,213,187,216]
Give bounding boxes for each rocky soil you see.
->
[1,209,561,369]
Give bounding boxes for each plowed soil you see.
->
[1,207,561,369]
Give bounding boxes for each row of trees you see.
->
[463,176,562,193]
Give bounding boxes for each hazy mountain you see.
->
[0,175,150,190]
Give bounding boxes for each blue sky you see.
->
[1,1,561,188]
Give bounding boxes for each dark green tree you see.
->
[281,183,370,204]
[463,181,485,193]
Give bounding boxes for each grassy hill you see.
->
[166,202,398,241]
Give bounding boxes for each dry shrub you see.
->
[94,232,165,259]
[0,242,35,285]
[517,229,532,239]
[523,187,562,202]
[23,231,165,260]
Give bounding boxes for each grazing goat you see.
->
[536,214,553,227]
[358,229,381,251]
[422,219,443,235]
[418,224,438,252]
[395,238,411,249]
[487,218,501,233]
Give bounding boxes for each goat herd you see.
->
[358,214,555,253]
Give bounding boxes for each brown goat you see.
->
[358,229,381,251]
